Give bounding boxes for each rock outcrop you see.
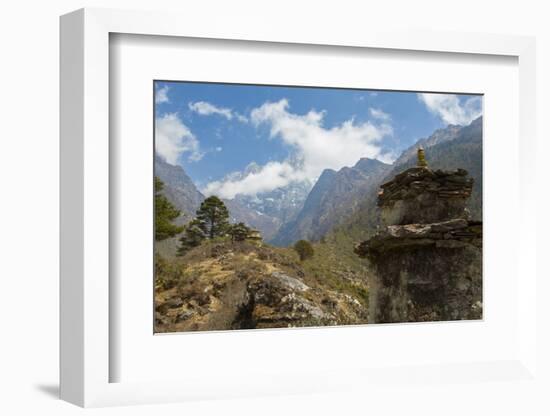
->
[355,150,482,323]
[155,241,369,332]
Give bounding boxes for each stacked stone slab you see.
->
[377,167,474,225]
[355,154,482,324]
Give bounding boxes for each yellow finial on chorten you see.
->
[417,146,428,168]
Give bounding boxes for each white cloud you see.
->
[204,99,394,199]
[189,101,232,119]
[235,113,249,123]
[204,161,301,199]
[188,101,248,123]
[155,113,203,164]
[215,146,223,152]
[369,108,391,121]
[155,85,170,104]
[418,93,482,125]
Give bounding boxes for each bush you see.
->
[227,222,251,242]
[293,240,314,261]
[155,253,184,290]
[178,219,206,256]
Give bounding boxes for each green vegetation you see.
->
[293,239,314,261]
[155,177,183,241]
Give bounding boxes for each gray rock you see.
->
[165,298,184,309]
[271,271,310,292]
[175,310,194,323]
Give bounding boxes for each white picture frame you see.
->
[60,8,538,408]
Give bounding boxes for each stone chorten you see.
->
[355,149,482,323]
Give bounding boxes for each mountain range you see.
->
[335,116,483,244]
[270,158,391,246]
[383,116,482,221]
[155,116,482,249]
[154,155,305,245]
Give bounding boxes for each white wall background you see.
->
[0,1,548,414]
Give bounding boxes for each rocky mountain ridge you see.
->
[337,116,483,243]
[271,117,482,246]
[270,158,391,246]
[233,181,312,225]
[155,155,204,224]
[156,116,482,250]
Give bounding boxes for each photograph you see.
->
[153,81,483,333]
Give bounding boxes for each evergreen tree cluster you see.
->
[177,196,259,255]
[154,177,262,256]
[227,222,252,242]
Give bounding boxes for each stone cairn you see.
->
[355,148,482,323]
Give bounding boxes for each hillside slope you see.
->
[155,240,370,332]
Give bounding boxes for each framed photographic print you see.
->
[60,7,538,408]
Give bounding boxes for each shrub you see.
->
[293,240,314,261]
[155,253,184,290]
[227,222,251,242]
[178,219,206,256]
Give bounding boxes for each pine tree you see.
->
[177,219,205,255]
[227,222,251,242]
[196,196,230,239]
[293,239,314,261]
[155,176,183,241]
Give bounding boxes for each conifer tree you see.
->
[155,176,183,241]
[196,196,230,239]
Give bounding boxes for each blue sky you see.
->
[154,81,482,199]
